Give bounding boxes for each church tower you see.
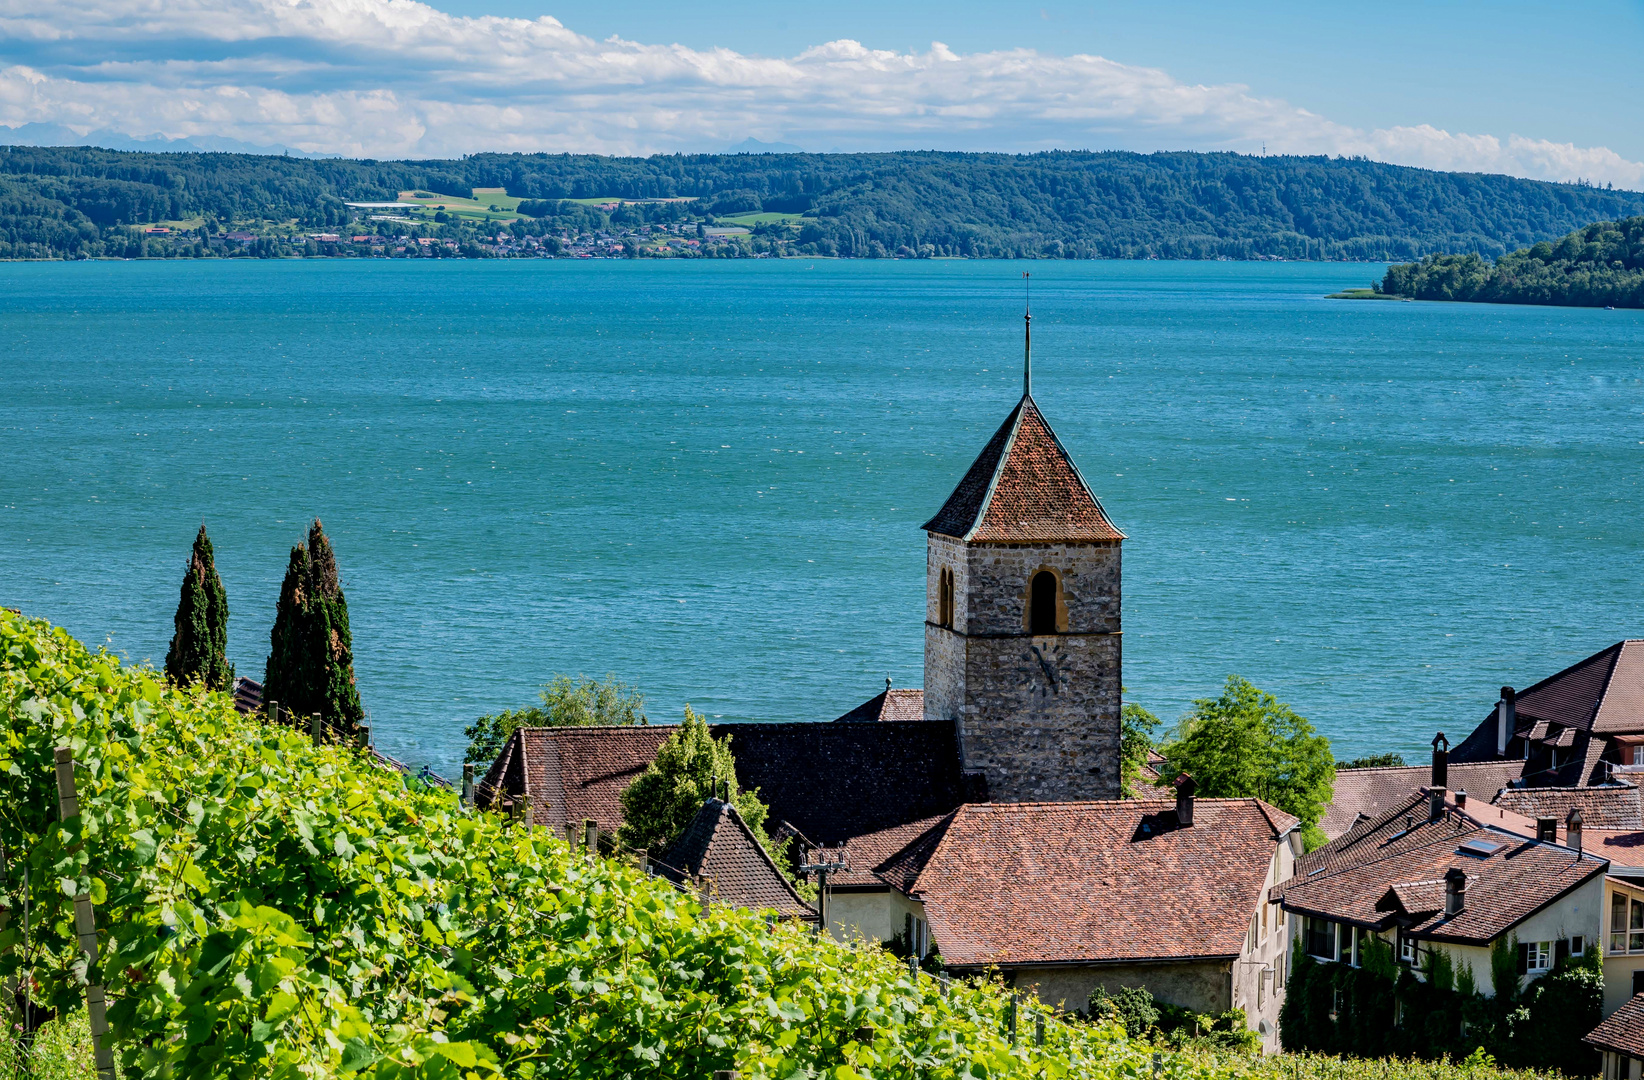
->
[922,309,1124,802]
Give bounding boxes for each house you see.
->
[652,798,814,921]
[1275,751,1644,1020]
[1586,992,1644,1080]
[811,780,1299,1048]
[1450,640,1644,781]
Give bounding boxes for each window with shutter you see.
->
[1517,942,1529,975]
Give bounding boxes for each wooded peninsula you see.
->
[1376,216,1644,308]
[2,144,1642,261]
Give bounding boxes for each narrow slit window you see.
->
[1029,570,1057,634]
[938,568,955,628]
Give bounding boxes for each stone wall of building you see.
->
[924,533,1121,801]
[1012,959,1232,1016]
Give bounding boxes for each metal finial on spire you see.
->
[1023,272,1032,398]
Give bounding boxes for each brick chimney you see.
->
[1497,687,1516,757]
[1444,867,1467,916]
[1174,773,1197,827]
[1536,816,1557,843]
[1455,789,1467,811]
[1567,808,1584,853]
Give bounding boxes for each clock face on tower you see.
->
[1025,641,1066,699]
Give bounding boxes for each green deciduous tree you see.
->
[262,519,364,732]
[618,706,780,864]
[163,524,233,691]
[463,674,646,764]
[1119,699,1163,798]
[1336,752,1407,769]
[1158,675,1335,848]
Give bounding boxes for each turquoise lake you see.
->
[3,258,1642,776]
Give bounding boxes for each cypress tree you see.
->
[164,524,234,691]
[262,519,365,732]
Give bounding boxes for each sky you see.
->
[1,0,1641,185]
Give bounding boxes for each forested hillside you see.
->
[2,144,1641,261]
[1378,215,1644,307]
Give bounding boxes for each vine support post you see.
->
[1006,990,1018,1044]
[54,747,115,1080]
[461,764,474,806]
[310,713,322,746]
[356,724,370,750]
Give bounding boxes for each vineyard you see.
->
[0,609,1167,1079]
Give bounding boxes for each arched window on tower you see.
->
[1029,570,1058,635]
[938,567,955,628]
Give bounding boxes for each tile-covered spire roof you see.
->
[656,798,815,920]
[922,395,1124,544]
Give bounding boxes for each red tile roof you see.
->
[832,688,926,723]
[1585,830,1644,869]
[1453,641,1644,761]
[1493,785,1642,830]
[922,395,1123,543]
[656,799,814,919]
[1586,992,1644,1056]
[811,813,956,889]
[476,726,671,834]
[1320,761,1526,840]
[1276,791,1606,945]
[906,798,1295,967]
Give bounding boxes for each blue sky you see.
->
[1,0,1641,181]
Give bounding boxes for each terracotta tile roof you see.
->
[832,688,926,723]
[1585,830,1644,870]
[1276,791,1607,945]
[1585,992,1644,1056]
[1320,761,1526,840]
[655,799,814,919]
[812,813,955,889]
[907,798,1295,968]
[921,395,1123,543]
[475,725,671,834]
[478,720,972,845]
[1492,784,1642,829]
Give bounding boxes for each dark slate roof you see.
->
[1276,791,1607,945]
[1585,992,1644,1056]
[908,798,1296,968]
[832,688,926,723]
[1493,784,1642,830]
[656,799,814,919]
[1453,641,1644,761]
[921,395,1123,544]
[1320,761,1526,840]
[478,720,973,847]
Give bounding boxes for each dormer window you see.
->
[1029,570,1058,634]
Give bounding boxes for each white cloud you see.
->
[1,0,1640,189]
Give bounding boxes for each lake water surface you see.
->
[4,258,1642,775]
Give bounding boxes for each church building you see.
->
[478,311,1124,849]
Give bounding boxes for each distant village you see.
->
[208,319,1644,1071]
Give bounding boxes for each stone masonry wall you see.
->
[923,534,1122,801]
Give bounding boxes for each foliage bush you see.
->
[1279,935,1602,1073]
[463,674,646,764]
[4,610,1186,1079]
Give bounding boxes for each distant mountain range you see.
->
[0,123,332,158]
[2,142,1643,261]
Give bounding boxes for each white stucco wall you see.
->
[826,887,928,946]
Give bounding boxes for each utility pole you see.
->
[798,851,849,937]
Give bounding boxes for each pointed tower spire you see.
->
[1022,271,1032,398]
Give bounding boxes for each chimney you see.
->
[1567,808,1584,853]
[1455,789,1468,811]
[1497,687,1516,757]
[1444,867,1467,916]
[1429,787,1446,821]
[1431,732,1449,789]
[1536,816,1557,843]
[1174,773,1197,827]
